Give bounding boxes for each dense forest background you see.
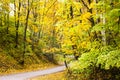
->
[0,0,120,80]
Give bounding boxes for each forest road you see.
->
[0,66,65,80]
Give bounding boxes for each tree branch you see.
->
[80,0,89,10]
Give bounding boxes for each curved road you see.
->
[0,66,65,80]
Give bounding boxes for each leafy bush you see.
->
[70,46,120,80]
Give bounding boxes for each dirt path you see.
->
[0,66,65,80]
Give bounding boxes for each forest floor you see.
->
[0,65,65,80]
[30,71,66,80]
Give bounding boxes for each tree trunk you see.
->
[63,54,69,69]
[0,15,2,26]
[15,0,21,48]
[101,13,106,46]
[23,0,30,66]
[6,13,9,34]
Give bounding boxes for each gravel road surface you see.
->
[0,66,65,80]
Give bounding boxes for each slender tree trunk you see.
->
[70,6,73,19]
[0,15,2,26]
[23,0,30,66]
[101,13,106,45]
[14,0,16,30]
[15,0,21,48]
[101,1,107,46]
[4,14,6,26]
[6,13,9,34]
[63,54,69,69]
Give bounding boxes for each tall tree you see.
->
[14,0,21,48]
[23,0,31,65]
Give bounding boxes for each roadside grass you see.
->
[31,71,66,80]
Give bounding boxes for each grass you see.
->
[31,71,66,80]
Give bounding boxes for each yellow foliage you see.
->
[81,12,92,20]
[81,23,91,31]
[26,39,32,43]
[62,48,74,54]
[19,16,25,22]
[81,41,87,48]
[32,25,39,32]
[43,47,60,53]
[89,2,96,9]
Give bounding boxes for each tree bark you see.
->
[0,15,2,27]
[23,0,30,66]
[6,13,9,34]
[15,0,21,48]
